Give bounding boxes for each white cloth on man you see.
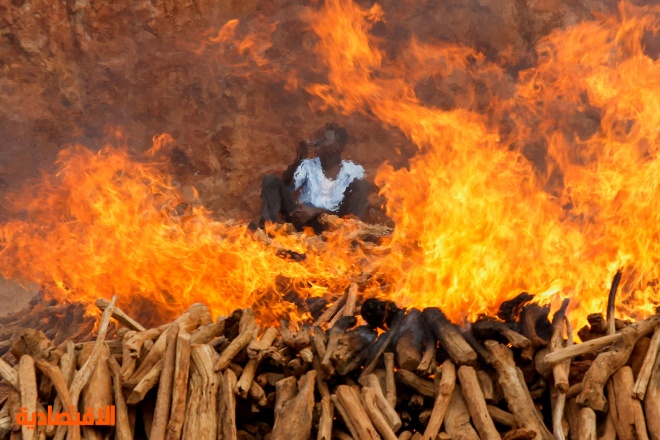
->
[293,157,365,211]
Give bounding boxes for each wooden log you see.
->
[78,343,113,423]
[335,385,380,439]
[546,315,660,364]
[215,309,257,371]
[344,283,358,317]
[577,407,596,440]
[549,299,570,393]
[11,328,62,365]
[126,360,163,404]
[34,360,73,409]
[487,405,515,427]
[633,324,660,400]
[313,292,347,327]
[182,360,202,440]
[331,395,359,439]
[552,317,573,440]
[274,376,297,423]
[18,355,38,440]
[246,327,278,359]
[517,303,549,361]
[471,320,531,349]
[577,323,653,411]
[359,374,402,431]
[317,396,333,440]
[610,366,648,440]
[107,356,133,440]
[416,327,437,375]
[333,326,377,375]
[397,432,413,440]
[165,331,191,440]
[150,326,179,440]
[646,338,660,440]
[248,381,268,407]
[444,385,479,440]
[0,358,18,390]
[486,341,554,440]
[476,370,495,402]
[218,369,238,440]
[393,309,425,371]
[362,387,398,440]
[189,321,225,345]
[458,365,501,440]
[95,298,145,332]
[422,360,455,440]
[271,371,316,440]
[188,344,219,440]
[384,352,396,408]
[321,316,356,376]
[606,270,623,336]
[565,398,581,440]
[397,369,434,398]
[423,308,477,365]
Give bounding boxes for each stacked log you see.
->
[1,291,660,439]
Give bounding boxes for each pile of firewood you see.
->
[1,288,660,440]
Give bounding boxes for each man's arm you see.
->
[282,141,309,186]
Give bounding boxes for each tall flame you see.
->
[0,0,659,332]
[306,0,660,326]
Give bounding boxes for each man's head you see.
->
[312,123,348,161]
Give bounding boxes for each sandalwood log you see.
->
[550,299,570,393]
[397,369,434,397]
[416,328,437,375]
[487,405,516,427]
[126,360,163,404]
[107,357,133,440]
[270,371,316,440]
[274,376,297,423]
[18,355,38,440]
[610,367,648,440]
[317,396,333,440]
[189,344,219,440]
[546,315,660,365]
[458,365,501,440]
[78,343,113,423]
[519,303,550,362]
[423,308,477,365]
[486,341,554,440]
[577,324,652,411]
[215,309,257,371]
[95,298,145,332]
[0,358,18,390]
[321,316,356,376]
[471,320,531,349]
[359,374,402,431]
[422,360,455,440]
[646,340,660,440]
[578,407,596,440]
[150,326,179,440]
[165,332,191,440]
[218,369,238,440]
[333,326,377,375]
[313,292,347,327]
[633,324,660,400]
[444,385,479,440]
[335,385,380,439]
[393,309,424,371]
[384,352,396,408]
[362,387,398,440]
[246,327,278,359]
[189,321,225,345]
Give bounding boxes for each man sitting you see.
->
[259,123,370,232]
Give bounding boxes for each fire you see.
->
[306,0,660,328]
[1,0,659,332]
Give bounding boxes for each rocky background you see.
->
[0,0,654,222]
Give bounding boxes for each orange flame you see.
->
[1,0,660,334]
[305,0,660,329]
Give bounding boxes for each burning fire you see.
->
[1,0,659,332]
